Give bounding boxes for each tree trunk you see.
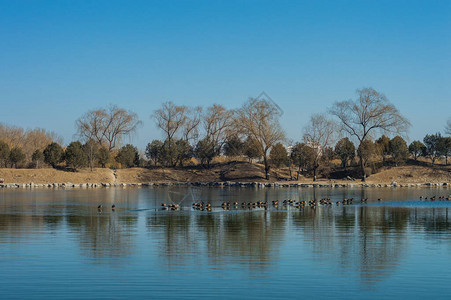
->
[263,155,270,180]
[359,154,366,181]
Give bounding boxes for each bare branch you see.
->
[329,88,410,180]
[236,98,285,179]
[151,101,189,142]
[445,118,451,135]
[202,104,234,150]
[76,105,141,151]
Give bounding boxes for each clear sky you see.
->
[0,0,450,149]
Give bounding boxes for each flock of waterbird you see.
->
[419,195,451,201]
[190,197,378,211]
[182,194,451,211]
[95,194,451,212]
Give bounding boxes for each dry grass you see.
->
[365,165,450,184]
[116,161,266,183]
[0,168,115,184]
[0,161,449,184]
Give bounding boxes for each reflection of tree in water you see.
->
[0,203,65,240]
[0,204,138,264]
[146,210,288,273]
[357,206,409,287]
[411,207,451,233]
[209,211,287,273]
[66,213,138,264]
[292,206,410,288]
[410,207,451,255]
[3,187,451,278]
[146,212,201,267]
[0,214,47,239]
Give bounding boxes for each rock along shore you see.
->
[0,181,449,189]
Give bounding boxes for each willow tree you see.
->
[76,105,140,151]
[152,102,202,142]
[303,114,336,181]
[236,98,285,180]
[330,88,410,180]
[202,104,234,154]
[152,101,201,166]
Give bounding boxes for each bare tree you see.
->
[0,123,61,163]
[76,109,107,145]
[303,114,336,181]
[330,88,410,180]
[236,98,285,180]
[182,106,203,142]
[446,118,451,135]
[203,104,234,152]
[152,101,189,143]
[103,106,141,150]
[24,128,62,159]
[76,105,140,151]
[0,123,24,149]
[152,102,192,166]
[83,139,98,171]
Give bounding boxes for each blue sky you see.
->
[0,0,450,149]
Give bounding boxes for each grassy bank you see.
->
[0,161,450,185]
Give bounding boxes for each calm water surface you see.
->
[1,187,451,299]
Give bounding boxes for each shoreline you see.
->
[1,181,449,189]
[1,164,450,189]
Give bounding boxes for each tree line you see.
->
[0,88,450,181]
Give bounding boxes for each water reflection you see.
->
[146,211,288,273]
[291,206,410,288]
[1,187,451,288]
[67,213,138,264]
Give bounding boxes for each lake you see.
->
[1,186,451,299]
